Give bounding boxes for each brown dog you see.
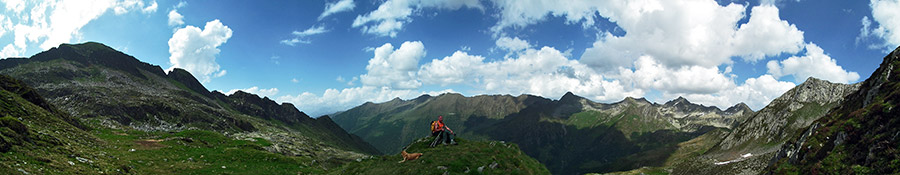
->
[399,150,423,163]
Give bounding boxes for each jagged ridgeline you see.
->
[665,77,859,175]
[767,45,900,174]
[333,91,755,174]
[0,42,380,173]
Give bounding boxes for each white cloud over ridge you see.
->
[227,86,280,98]
[168,19,232,83]
[279,0,861,116]
[0,0,157,59]
[319,0,355,20]
[767,43,861,84]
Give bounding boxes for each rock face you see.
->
[767,45,900,174]
[669,77,859,175]
[333,91,753,174]
[0,42,379,157]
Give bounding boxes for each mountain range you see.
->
[332,89,756,174]
[3,41,900,175]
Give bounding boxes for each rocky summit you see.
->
[669,77,859,175]
[767,45,900,174]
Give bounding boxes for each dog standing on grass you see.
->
[399,146,423,163]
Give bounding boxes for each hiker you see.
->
[430,115,457,147]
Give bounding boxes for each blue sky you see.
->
[0,0,897,116]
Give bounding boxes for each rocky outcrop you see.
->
[767,45,900,174]
[673,78,859,175]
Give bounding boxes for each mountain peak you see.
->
[665,96,690,106]
[558,91,585,104]
[725,102,751,113]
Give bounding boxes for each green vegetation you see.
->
[329,137,549,175]
[90,128,327,174]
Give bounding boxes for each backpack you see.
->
[430,121,438,133]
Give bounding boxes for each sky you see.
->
[0,0,897,117]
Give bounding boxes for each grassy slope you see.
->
[328,137,549,175]
[770,47,900,174]
[0,74,344,174]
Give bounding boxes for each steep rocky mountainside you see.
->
[768,45,900,174]
[0,42,378,158]
[0,74,105,174]
[667,77,859,175]
[333,91,753,174]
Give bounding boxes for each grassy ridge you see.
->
[329,137,549,175]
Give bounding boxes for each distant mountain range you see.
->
[332,89,755,174]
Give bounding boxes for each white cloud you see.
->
[732,4,805,62]
[0,0,159,58]
[860,0,900,50]
[291,78,299,83]
[359,41,426,89]
[167,19,232,83]
[419,46,643,102]
[114,0,157,15]
[174,1,187,8]
[292,25,328,37]
[352,0,482,37]
[319,0,355,20]
[580,3,804,71]
[625,56,736,94]
[279,38,309,46]
[141,0,157,13]
[167,9,184,26]
[767,43,861,84]
[672,74,795,110]
[2,0,26,13]
[227,86,280,98]
[495,36,531,52]
[277,86,454,117]
[281,25,328,46]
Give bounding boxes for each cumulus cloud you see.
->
[352,0,482,37]
[624,56,736,94]
[767,43,861,83]
[319,0,355,20]
[226,86,280,98]
[167,9,184,26]
[359,41,426,89]
[495,36,531,52]
[0,0,158,59]
[580,3,804,71]
[860,0,900,50]
[418,45,643,102]
[277,87,455,117]
[168,19,232,83]
[671,74,796,110]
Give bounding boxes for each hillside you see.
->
[0,42,378,169]
[660,77,859,174]
[767,45,900,174]
[328,136,549,174]
[333,91,753,174]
